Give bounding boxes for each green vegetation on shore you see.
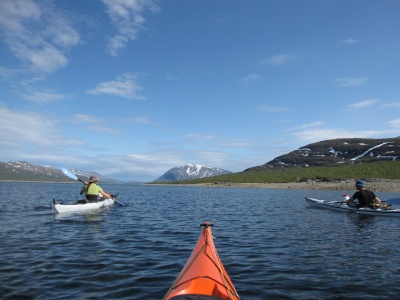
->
[164,161,400,184]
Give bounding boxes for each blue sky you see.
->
[1,0,399,182]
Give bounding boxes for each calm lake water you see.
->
[1,181,400,300]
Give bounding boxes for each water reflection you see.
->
[52,208,112,222]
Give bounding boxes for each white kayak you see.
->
[305,196,400,217]
[52,197,115,214]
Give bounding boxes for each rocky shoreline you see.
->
[184,179,400,193]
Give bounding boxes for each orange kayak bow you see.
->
[164,222,240,300]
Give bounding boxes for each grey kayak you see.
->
[305,196,400,217]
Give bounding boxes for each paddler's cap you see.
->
[89,175,99,183]
[355,179,366,187]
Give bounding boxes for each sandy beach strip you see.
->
[168,179,400,193]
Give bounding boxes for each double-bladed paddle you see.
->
[62,168,85,183]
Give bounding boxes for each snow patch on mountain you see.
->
[350,142,388,161]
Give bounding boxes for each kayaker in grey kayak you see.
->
[345,179,382,208]
[80,175,111,202]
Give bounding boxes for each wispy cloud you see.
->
[0,66,16,79]
[290,120,398,143]
[88,125,123,135]
[0,106,83,151]
[292,128,386,142]
[0,0,80,74]
[341,37,361,44]
[259,105,290,113]
[101,0,160,56]
[239,74,261,85]
[127,116,156,124]
[259,54,294,66]
[166,74,180,81]
[71,113,123,135]
[184,133,251,150]
[289,121,325,131]
[22,90,67,103]
[335,77,369,87]
[71,114,100,124]
[185,133,215,140]
[382,102,400,109]
[87,73,144,99]
[214,139,250,148]
[387,117,400,128]
[349,99,378,109]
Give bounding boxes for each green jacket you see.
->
[85,183,103,195]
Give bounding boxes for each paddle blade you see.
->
[62,168,78,181]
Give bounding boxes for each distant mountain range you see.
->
[0,161,122,183]
[1,137,399,182]
[246,137,400,171]
[153,164,232,182]
[0,161,231,183]
[0,161,67,182]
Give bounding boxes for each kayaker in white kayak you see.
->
[345,179,382,208]
[80,175,111,202]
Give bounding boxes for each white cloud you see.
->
[341,37,361,44]
[71,114,101,124]
[101,0,160,56]
[0,0,41,31]
[0,66,16,79]
[239,74,261,85]
[24,45,68,74]
[382,102,400,109]
[88,125,124,135]
[289,121,325,131]
[349,99,378,108]
[22,90,67,103]
[0,0,80,73]
[335,77,369,87]
[259,54,294,66]
[87,73,144,99]
[290,118,400,144]
[292,128,382,142]
[387,117,400,128]
[70,113,123,135]
[0,106,83,153]
[166,74,180,81]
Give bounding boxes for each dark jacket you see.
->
[351,190,376,207]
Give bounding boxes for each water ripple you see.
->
[1,183,400,299]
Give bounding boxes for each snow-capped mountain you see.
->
[0,161,122,183]
[0,161,67,181]
[153,164,232,182]
[246,137,400,171]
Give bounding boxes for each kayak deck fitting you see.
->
[164,222,239,300]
